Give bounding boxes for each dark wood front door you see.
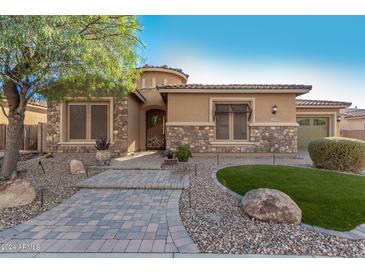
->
[146,109,165,150]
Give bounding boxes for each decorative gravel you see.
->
[172,156,365,257]
[0,153,100,231]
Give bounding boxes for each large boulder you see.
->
[0,179,36,209]
[69,159,85,175]
[240,188,302,224]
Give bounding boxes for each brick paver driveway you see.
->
[0,163,198,255]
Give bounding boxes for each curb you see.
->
[0,252,326,258]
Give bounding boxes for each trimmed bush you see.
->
[308,137,365,173]
[175,145,192,162]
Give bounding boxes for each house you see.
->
[0,99,47,125]
[340,108,365,141]
[46,65,351,154]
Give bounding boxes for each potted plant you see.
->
[163,149,177,165]
[95,137,111,162]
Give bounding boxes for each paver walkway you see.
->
[110,151,163,170]
[0,189,198,254]
[0,152,198,255]
[78,170,189,190]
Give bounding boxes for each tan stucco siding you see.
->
[136,71,185,89]
[0,105,47,125]
[127,95,141,153]
[340,117,365,131]
[296,107,341,115]
[139,89,166,109]
[167,93,297,123]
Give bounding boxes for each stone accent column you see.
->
[166,125,298,154]
[46,101,61,152]
[166,126,214,153]
[250,126,298,153]
[112,97,129,155]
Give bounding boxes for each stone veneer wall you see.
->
[166,125,297,153]
[46,97,129,154]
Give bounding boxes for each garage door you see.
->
[297,117,329,148]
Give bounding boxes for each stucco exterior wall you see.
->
[167,92,297,124]
[0,105,47,125]
[136,71,186,89]
[340,117,365,131]
[340,117,365,141]
[164,92,298,154]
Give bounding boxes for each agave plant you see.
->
[163,149,174,159]
[95,137,111,151]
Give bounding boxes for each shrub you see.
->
[175,145,192,162]
[308,137,365,173]
[95,137,111,150]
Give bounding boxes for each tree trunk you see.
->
[1,114,24,178]
[1,80,26,179]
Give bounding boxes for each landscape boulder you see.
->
[69,159,85,175]
[0,179,36,209]
[240,188,302,224]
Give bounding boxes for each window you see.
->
[313,119,327,126]
[69,105,86,139]
[215,104,248,140]
[68,102,109,141]
[297,118,310,126]
[91,105,108,139]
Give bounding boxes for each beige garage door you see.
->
[297,117,329,148]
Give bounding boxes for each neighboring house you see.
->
[340,108,365,141]
[46,65,351,154]
[0,100,47,125]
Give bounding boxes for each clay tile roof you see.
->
[296,99,352,107]
[342,108,365,118]
[140,64,189,78]
[0,98,47,108]
[158,84,312,90]
[28,99,47,108]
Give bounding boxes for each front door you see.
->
[146,109,165,150]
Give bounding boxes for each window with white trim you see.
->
[68,102,109,141]
[214,104,249,141]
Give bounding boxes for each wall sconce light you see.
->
[337,116,342,122]
[272,104,278,115]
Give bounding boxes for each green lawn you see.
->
[216,165,365,231]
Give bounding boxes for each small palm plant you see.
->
[95,137,111,163]
[95,137,111,150]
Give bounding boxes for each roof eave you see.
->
[141,67,188,82]
[158,88,311,94]
[132,90,146,103]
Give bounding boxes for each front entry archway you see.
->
[146,109,165,150]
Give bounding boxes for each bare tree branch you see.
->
[79,16,102,35]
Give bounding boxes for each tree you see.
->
[0,16,142,179]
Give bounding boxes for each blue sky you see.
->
[138,16,365,108]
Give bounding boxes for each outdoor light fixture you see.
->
[337,116,342,122]
[272,104,278,115]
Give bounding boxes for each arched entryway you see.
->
[146,109,166,150]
